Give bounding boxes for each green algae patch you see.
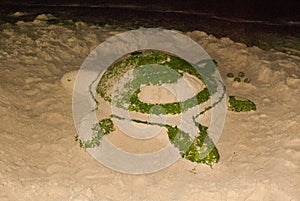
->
[233,77,241,82]
[183,124,219,166]
[226,72,234,78]
[128,87,210,115]
[243,78,251,83]
[96,50,204,102]
[228,96,256,112]
[226,71,251,84]
[238,71,245,78]
[77,118,115,149]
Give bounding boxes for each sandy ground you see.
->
[0,15,299,200]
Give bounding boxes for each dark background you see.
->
[1,0,299,21]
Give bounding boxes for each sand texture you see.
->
[0,16,299,200]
